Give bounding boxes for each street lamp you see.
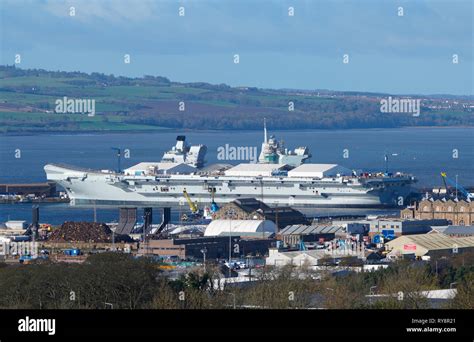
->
[369,286,377,296]
[246,255,254,281]
[201,247,207,269]
[228,292,236,309]
[112,227,115,251]
[455,175,458,200]
[225,208,236,277]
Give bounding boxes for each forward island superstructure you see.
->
[161,135,207,168]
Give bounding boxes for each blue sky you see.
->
[1,0,472,95]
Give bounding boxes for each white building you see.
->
[0,221,27,236]
[288,164,352,178]
[266,248,328,267]
[5,220,27,230]
[204,219,277,237]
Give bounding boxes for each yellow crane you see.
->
[183,188,199,213]
[440,172,472,200]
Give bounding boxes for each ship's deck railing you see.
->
[51,163,117,174]
[351,172,413,179]
[51,163,414,183]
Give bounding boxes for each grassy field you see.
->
[1,65,472,132]
[0,111,168,133]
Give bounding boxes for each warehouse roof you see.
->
[204,219,277,236]
[234,198,270,212]
[429,226,449,234]
[217,231,274,238]
[278,250,328,259]
[443,225,474,235]
[280,224,344,235]
[386,234,474,251]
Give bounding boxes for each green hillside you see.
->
[0,65,472,133]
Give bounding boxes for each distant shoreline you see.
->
[1,125,473,137]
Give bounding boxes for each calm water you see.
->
[0,127,473,224]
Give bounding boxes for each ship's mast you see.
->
[263,118,267,143]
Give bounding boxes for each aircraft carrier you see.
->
[44,130,418,209]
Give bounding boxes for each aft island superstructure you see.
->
[258,119,311,166]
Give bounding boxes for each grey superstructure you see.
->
[258,119,311,166]
[161,135,207,168]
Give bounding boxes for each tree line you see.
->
[0,252,472,309]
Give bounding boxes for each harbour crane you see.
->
[181,188,218,222]
[182,188,199,213]
[384,152,399,174]
[208,187,219,213]
[111,147,122,173]
[440,172,473,200]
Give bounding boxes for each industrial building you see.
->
[401,198,474,226]
[213,198,308,229]
[368,219,449,239]
[204,219,276,237]
[317,219,370,234]
[141,236,275,260]
[345,222,369,235]
[279,224,346,248]
[385,234,474,258]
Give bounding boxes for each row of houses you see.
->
[401,198,474,226]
